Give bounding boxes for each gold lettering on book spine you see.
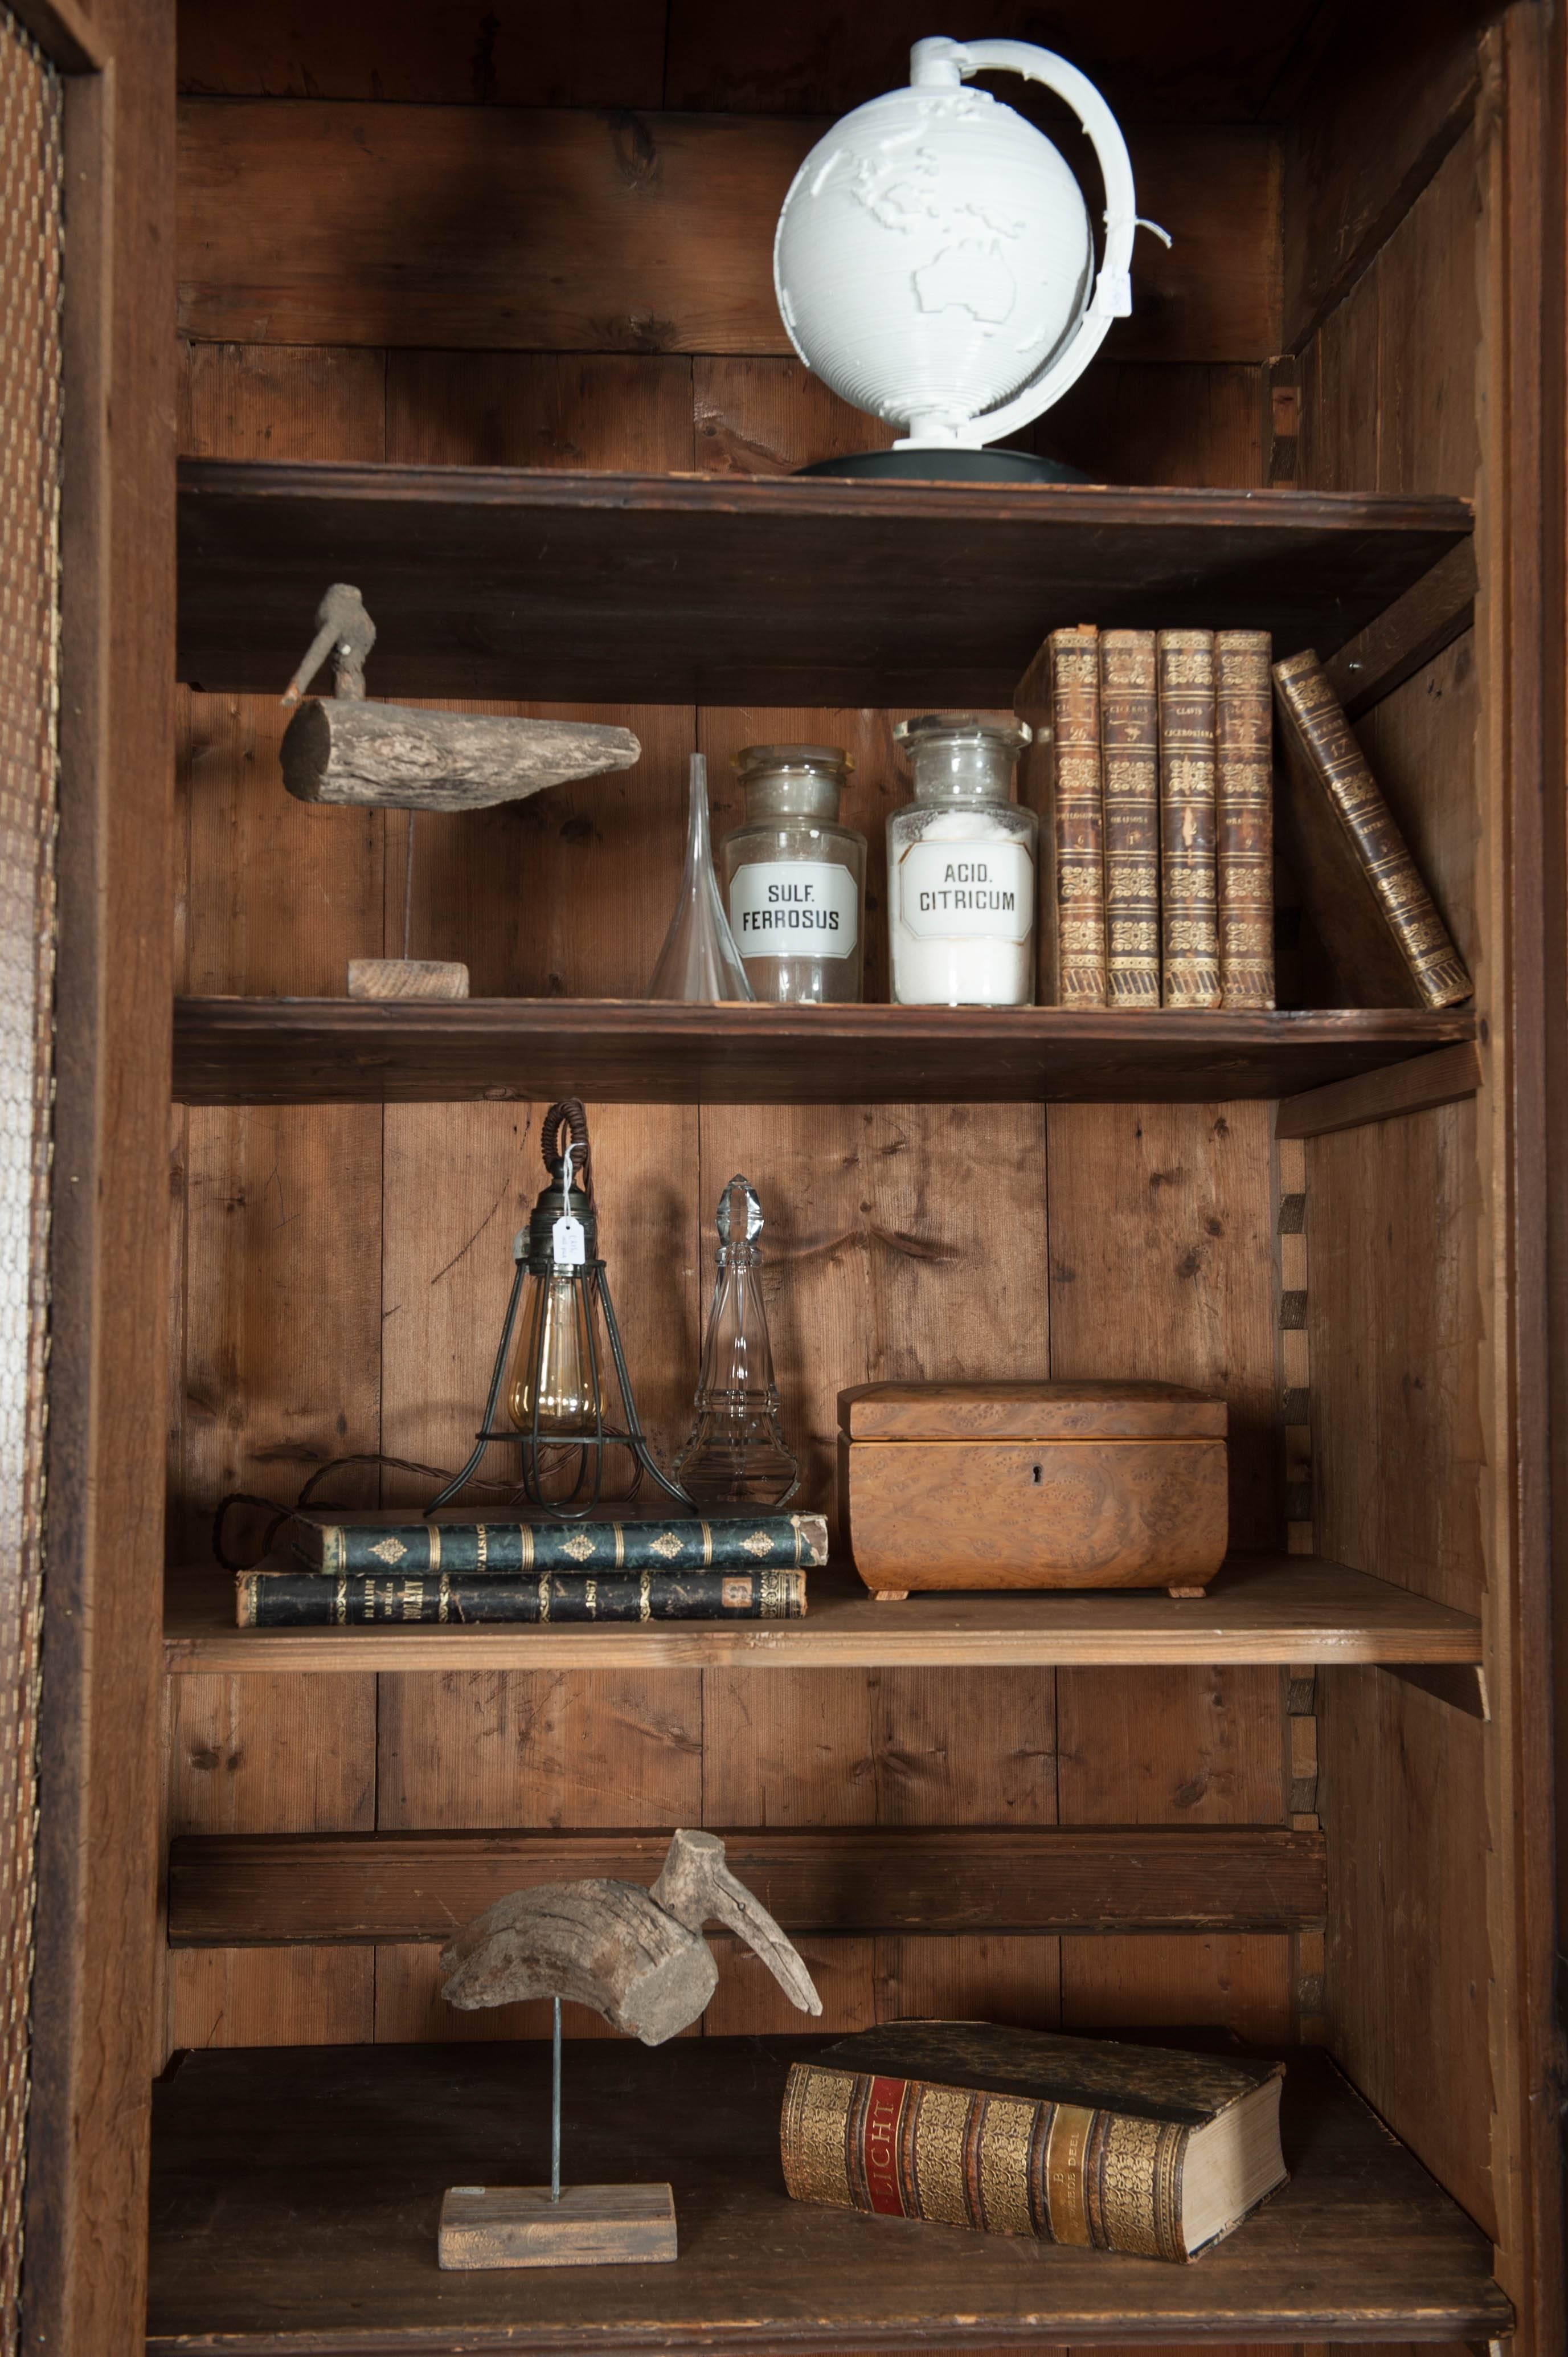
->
[1273,650,1472,1007]
[1215,630,1275,1010]
[1050,626,1108,1007]
[1044,2102,1095,2245]
[1157,628,1220,1008]
[1101,629,1161,1007]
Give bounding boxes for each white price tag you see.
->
[552,1139,587,1264]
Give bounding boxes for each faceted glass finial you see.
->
[673,1175,799,1512]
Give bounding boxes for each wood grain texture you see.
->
[177,0,668,106]
[1276,1041,1481,1140]
[170,999,1479,1108]
[23,31,175,2356]
[842,1437,1229,1591]
[1282,0,1488,346]
[1049,1101,1289,2045]
[143,2039,1514,2350]
[167,1826,1328,1946]
[438,2181,677,2271]
[1323,541,1478,718]
[383,353,695,998]
[1036,363,1266,492]
[662,0,1319,124]
[346,959,469,1001]
[176,461,1474,706]
[177,101,1279,366]
[164,1555,1485,1674]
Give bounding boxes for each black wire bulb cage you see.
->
[427,1100,691,1521]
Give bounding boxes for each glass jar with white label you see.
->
[888,713,1037,1006]
[719,745,866,1003]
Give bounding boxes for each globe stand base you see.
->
[795,446,1089,485]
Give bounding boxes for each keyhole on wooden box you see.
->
[1031,1464,1042,1483]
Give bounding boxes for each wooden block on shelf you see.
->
[346,958,469,1001]
[438,2183,677,2270]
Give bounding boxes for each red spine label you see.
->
[862,2077,910,2214]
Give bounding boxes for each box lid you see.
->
[837,1380,1227,1441]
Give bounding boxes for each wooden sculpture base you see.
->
[438,2183,677,2270]
[347,957,469,1000]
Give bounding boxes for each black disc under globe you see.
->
[795,446,1089,484]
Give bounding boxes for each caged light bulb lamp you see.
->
[427,1101,690,1520]
[773,35,1169,483]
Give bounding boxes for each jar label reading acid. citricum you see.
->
[896,839,1033,941]
[728,861,859,957]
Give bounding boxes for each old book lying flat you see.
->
[781,2020,1285,2263]
[288,1513,828,1576]
[236,1566,807,1627]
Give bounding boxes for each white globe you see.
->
[775,83,1095,446]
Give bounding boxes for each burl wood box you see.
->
[837,1381,1228,1597]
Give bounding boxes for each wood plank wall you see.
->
[161,10,1503,2355]
[1291,23,1497,2278]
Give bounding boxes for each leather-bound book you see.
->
[781,2020,1287,2262]
[1272,651,1472,1008]
[1049,624,1108,1006]
[1215,630,1275,1009]
[237,1566,807,1626]
[1099,629,1161,1008]
[1156,630,1221,1008]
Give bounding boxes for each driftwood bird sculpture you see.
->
[440,1828,822,2044]
[279,583,641,813]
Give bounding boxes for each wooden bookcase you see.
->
[14,2,1568,2354]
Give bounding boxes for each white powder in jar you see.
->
[889,806,1036,1006]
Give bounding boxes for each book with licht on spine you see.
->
[237,1566,807,1627]
[781,2021,1286,2263]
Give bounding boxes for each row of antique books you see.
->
[1037,625,1472,1014]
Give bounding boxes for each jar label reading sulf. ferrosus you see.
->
[728,860,859,957]
[896,839,1033,940]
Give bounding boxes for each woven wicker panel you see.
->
[0,11,62,2350]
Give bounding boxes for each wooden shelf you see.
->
[176,461,1472,706]
[146,2036,1511,2352]
[165,1554,1481,1673]
[171,998,1475,1108]
[166,1825,1329,1948]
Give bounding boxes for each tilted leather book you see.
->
[781,2021,1285,2263]
[1215,630,1275,1010]
[236,1565,807,1626]
[1272,649,1472,1009]
[1156,630,1221,1008]
[1049,624,1108,1006]
[1099,629,1161,1009]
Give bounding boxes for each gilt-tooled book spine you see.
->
[237,1568,808,1627]
[781,2062,1188,2262]
[1215,630,1275,1010]
[1272,651,1472,1008]
[1157,630,1221,1010]
[1099,630,1161,1010]
[294,1513,829,1576]
[1050,625,1107,1007]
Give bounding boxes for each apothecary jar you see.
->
[719,744,866,1003]
[888,713,1037,1006]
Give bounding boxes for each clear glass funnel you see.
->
[648,754,755,1003]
